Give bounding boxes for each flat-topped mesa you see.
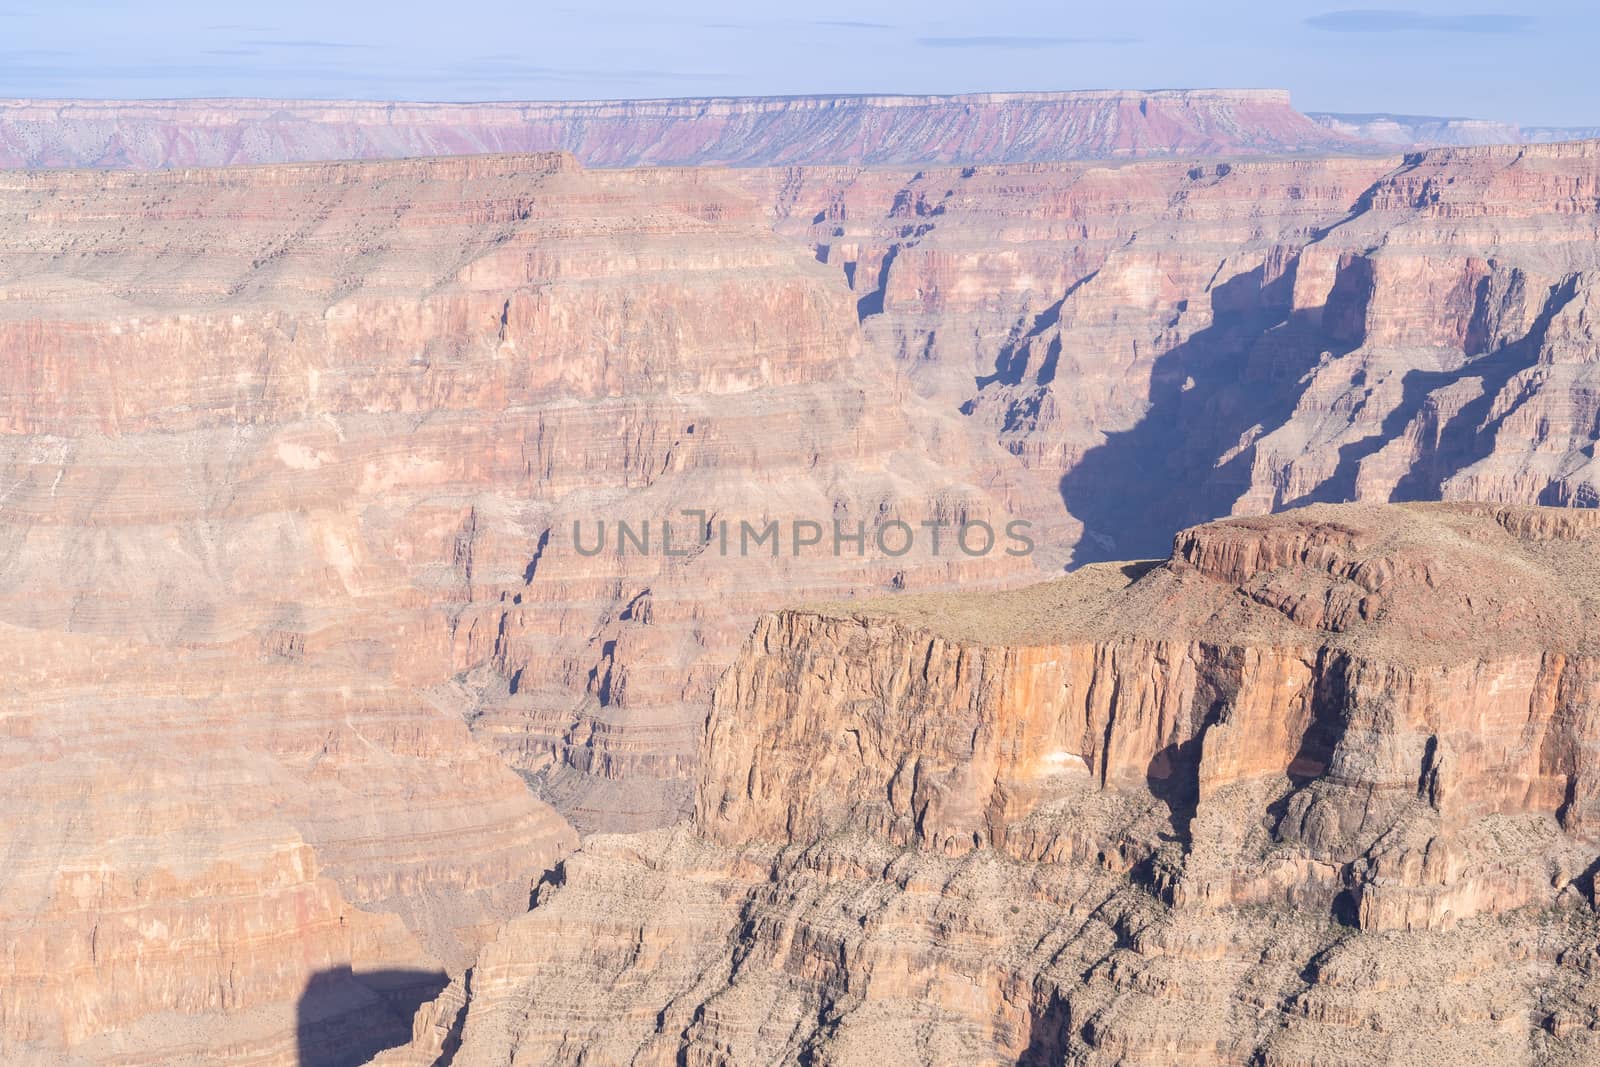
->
[1310,112,1528,147]
[1312,110,1600,149]
[410,504,1600,1067]
[1,87,1300,116]
[700,503,1600,930]
[0,89,1366,170]
[1172,514,1384,589]
[1176,502,1600,587]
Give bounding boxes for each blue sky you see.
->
[2,1,1595,125]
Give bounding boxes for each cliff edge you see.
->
[407,502,1600,1066]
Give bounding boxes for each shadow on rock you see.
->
[1058,262,1352,564]
[295,965,448,1067]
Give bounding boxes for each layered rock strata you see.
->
[736,141,1600,561]
[13,127,1600,1063]
[0,90,1363,171]
[407,503,1600,1066]
[1311,111,1600,147]
[0,151,1032,1060]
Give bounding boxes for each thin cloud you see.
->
[918,34,1138,48]
[814,19,894,29]
[249,39,369,49]
[1306,9,1534,33]
[451,56,724,81]
[549,7,753,28]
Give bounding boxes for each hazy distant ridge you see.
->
[1,89,1363,169]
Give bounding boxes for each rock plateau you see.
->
[397,503,1600,1067]
[1311,112,1600,147]
[0,90,1363,171]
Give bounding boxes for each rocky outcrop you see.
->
[0,90,1366,171]
[416,503,1600,1065]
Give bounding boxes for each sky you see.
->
[2,1,1597,126]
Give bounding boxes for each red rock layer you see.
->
[0,152,1035,1059]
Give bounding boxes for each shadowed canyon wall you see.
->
[737,140,1600,560]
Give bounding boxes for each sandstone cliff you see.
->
[0,151,1034,1061]
[736,141,1600,561]
[0,90,1364,171]
[408,503,1600,1066]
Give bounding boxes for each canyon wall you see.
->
[0,152,1037,1062]
[407,503,1600,1066]
[0,90,1365,170]
[737,140,1600,560]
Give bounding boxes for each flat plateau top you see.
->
[811,502,1600,662]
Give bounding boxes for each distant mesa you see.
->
[1310,110,1600,146]
[0,89,1366,169]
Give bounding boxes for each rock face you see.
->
[408,503,1600,1066]
[0,90,1365,171]
[737,140,1600,561]
[0,151,1038,1061]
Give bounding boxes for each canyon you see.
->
[0,148,1035,1064]
[4,110,1600,1064]
[745,139,1600,559]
